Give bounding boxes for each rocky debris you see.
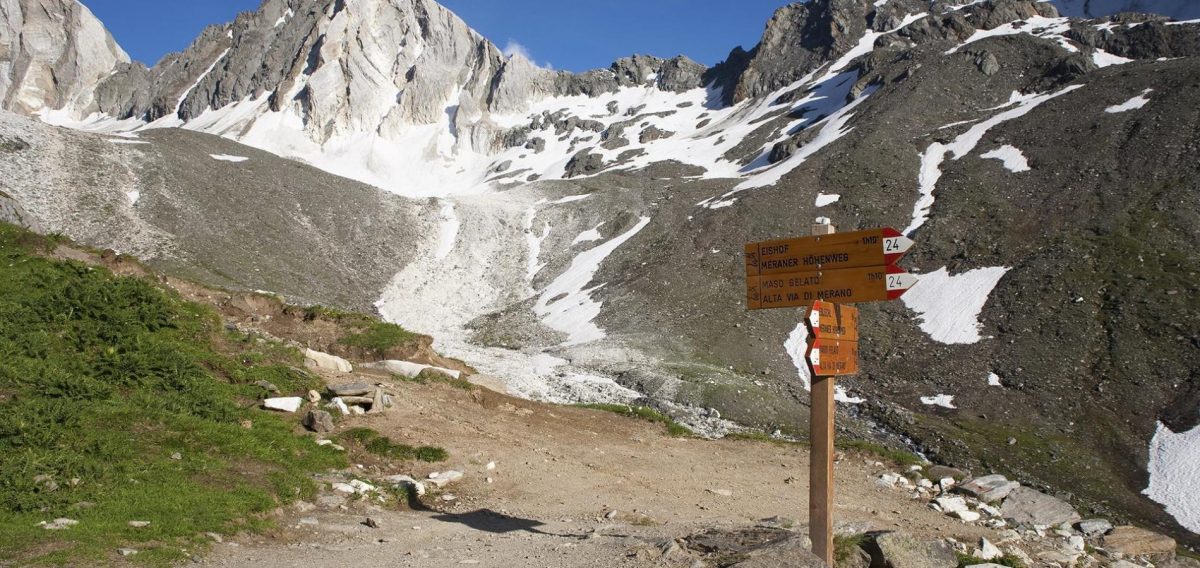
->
[868,532,958,568]
[331,479,377,495]
[1076,518,1113,537]
[563,150,604,178]
[304,349,352,373]
[263,397,303,413]
[959,474,1020,503]
[427,470,464,489]
[302,409,335,433]
[638,125,674,144]
[1102,526,1178,557]
[1000,487,1081,527]
[38,518,79,530]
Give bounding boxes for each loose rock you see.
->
[959,474,1019,503]
[263,397,304,413]
[1000,487,1080,526]
[869,532,958,568]
[1076,518,1113,537]
[304,349,352,373]
[303,409,335,433]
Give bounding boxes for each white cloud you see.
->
[502,39,533,61]
[502,39,552,69]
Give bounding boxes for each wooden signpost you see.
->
[744,220,917,567]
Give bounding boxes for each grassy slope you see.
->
[0,224,347,565]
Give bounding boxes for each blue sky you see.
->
[81,0,791,71]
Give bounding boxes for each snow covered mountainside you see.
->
[2,0,1199,545]
[1051,0,1200,19]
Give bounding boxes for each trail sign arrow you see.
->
[745,227,913,277]
[747,265,919,309]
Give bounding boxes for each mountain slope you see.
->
[1,0,1199,546]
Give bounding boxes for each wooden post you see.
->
[810,218,836,567]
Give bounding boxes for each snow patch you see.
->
[1145,421,1200,533]
[1106,89,1153,113]
[901,266,1010,344]
[980,145,1031,172]
[108,138,148,145]
[920,394,957,409]
[904,86,1082,235]
[816,193,842,207]
[948,16,1075,54]
[572,223,604,246]
[210,154,249,163]
[533,217,651,346]
[274,8,294,28]
[1092,49,1133,68]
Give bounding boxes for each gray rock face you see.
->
[0,0,129,117]
[1000,487,1081,526]
[868,532,958,568]
[564,150,603,178]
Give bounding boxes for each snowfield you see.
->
[1145,421,1200,533]
[901,266,1011,344]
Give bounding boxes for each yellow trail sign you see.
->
[746,265,918,309]
[745,227,913,276]
[806,301,859,342]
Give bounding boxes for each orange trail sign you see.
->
[745,227,913,276]
[746,265,918,309]
[806,301,859,341]
[807,338,859,376]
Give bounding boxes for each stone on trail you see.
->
[868,532,958,568]
[1076,518,1113,537]
[934,496,969,514]
[385,475,426,496]
[976,538,1002,560]
[328,383,373,397]
[959,474,1019,503]
[427,470,463,488]
[304,349,353,373]
[955,510,982,522]
[302,409,335,433]
[263,397,304,413]
[1101,526,1177,557]
[1000,487,1080,526]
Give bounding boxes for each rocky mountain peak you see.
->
[0,0,128,118]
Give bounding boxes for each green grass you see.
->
[303,306,422,357]
[837,440,925,468]
[337,428,448,463]
[957,552,1025,568]
[392,368,475,391]
[573,404,692,437]
[0,223,347,565]
[338,321,421,354]
[834,533,867,565]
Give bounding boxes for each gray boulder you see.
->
[868,532,958,568]
[302,410,335,434]
[959,474,1020,503]
[728,534,826,567]
[563,150,604,178]
[1076,518,1113,537]
[1000,487,1081,526]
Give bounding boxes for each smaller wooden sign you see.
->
[807,300,859,341]
[807,338,859,376]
